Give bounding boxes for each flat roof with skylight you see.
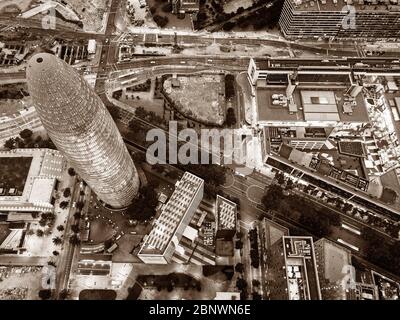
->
[257,88,369,124]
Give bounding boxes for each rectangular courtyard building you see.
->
[138,172,204,264]
[0,148,64,216]
[266,236,322,300]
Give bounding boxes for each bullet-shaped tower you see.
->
[26,53,139,208]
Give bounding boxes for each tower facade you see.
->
[26,53,139,208]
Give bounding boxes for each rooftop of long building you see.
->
[138,172,204,255]
[287,0,400,12]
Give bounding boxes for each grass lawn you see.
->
[0,157,32,195]
[163,75,226,125]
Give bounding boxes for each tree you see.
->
[127,185,158,222]
[275,172,285,185]
[36,229,44,237]
[68,167,76,176]
[19,129,33,140]
[59,201,69,209]
[225,108,236,126]
[76,201,85,210]
[343,202,353,213]
[39,218,47,227]
[48,261,56,267]
[31,212,40,219]
[112,90,122,100]
[382,187,398,204]
[52,236,62,245]
[57,225,64,232]
[53,250,59,256]
[235,263,244,273]
[63,188,71,198]
[235,239,243,250]
[222,21,235,31]
[153,15,169,28]
[71,224,80,233]
[38,289,52,300]
[59,289,68,300]
[261,185,283,211]
[252,279,260,287]
[69,234,80,246]
[236,278,248,291]
[252,292,262,300]
[74,211,82,220]
[129,118,141,131]
[4,138,15,149]
[285,179,294,190]
[236,7,245,14]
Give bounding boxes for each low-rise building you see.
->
[0,148,64,215]
[266,236,322,300]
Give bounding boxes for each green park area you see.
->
[0,156,32,195]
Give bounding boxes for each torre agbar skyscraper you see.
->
[26,53,139,208]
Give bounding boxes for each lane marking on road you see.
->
[246,185,264,205]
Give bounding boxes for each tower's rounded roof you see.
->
[26,52,60,80]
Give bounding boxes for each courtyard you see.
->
[0,156,32,196]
